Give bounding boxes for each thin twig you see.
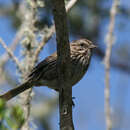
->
[0,28,23,85]
[11,27,24,50]
[66,0,77,11]
[104,0,119,130]
[0,38,22,72]
[0,28,23,64]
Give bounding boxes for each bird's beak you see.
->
[89,44,97,49]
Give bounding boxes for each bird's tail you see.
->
[0,82,32,101]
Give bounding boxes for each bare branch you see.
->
[66,0,77,11]
[104,0,120,130]
[0,28,23,64]
[52,0,74,129]
[0,38,22,72]
[0,28,23,87]
[18,1,38,129]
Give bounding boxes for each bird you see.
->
[0,39,96,101]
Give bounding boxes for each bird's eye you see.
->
[80,43,85,47]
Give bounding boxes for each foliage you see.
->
[0,99,24,130]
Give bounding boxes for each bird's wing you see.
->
[28,52,58,81]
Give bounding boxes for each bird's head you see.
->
[71,38,97,52]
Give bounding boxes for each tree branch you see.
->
[0,27,23,65]
[104,0,120,130]
[0,38,22,72]
[65,0,77,11]
[19,1,38,129]
[52,0,74,129]
[0,28,23,87]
